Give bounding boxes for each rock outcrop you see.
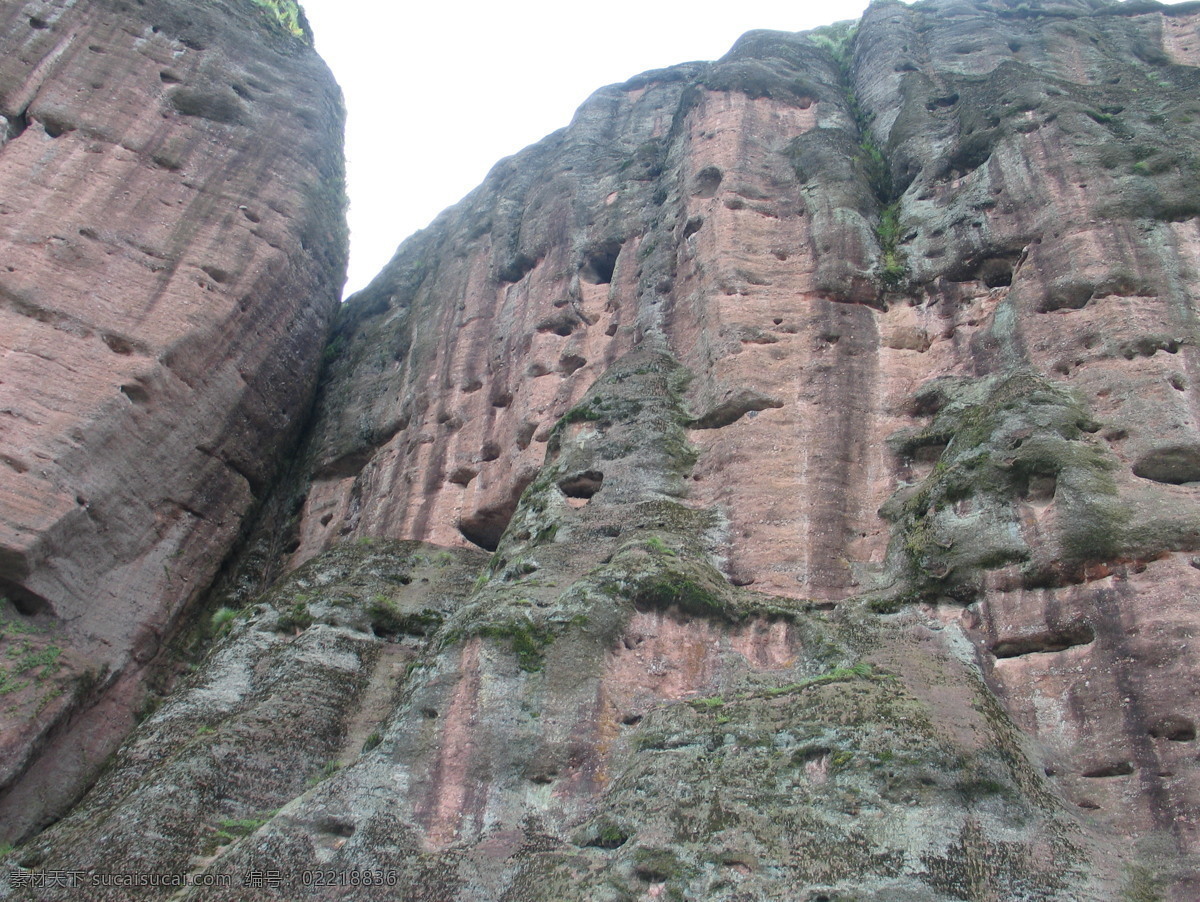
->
[6,0,1200,899]
[0,0,346,840]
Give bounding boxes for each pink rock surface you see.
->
[274,1,1200,887]
[0,0,344,837]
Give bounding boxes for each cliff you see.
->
[0,0,346,840]
[5,0,1200,899]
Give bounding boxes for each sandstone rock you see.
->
[0,0,345,840]
[10,348,1110,901]
[8,0,1200,898]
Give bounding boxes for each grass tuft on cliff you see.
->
[246,0,312,43]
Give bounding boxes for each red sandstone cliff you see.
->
[5,0,1200,899]
[0,0,345,840]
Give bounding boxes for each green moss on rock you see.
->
[880,370,1131,603]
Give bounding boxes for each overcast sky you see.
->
[298,1,875,295]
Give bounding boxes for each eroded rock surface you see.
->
[0,0,345,839]
[7,0,1200,899]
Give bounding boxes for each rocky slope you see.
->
[6,0,1200,899]
[0,0,346,841]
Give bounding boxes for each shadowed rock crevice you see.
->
[1148,716,1196,742]
[688,389,784,429]
[1132,445,1200,484]
[991,621,1096,658]
[0,579,54,618]
[580,240,622,285]
[456,473,534,551]
[556,470,604,499]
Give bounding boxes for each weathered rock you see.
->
[9,348,1113,901]
[8,0,1200,899]
[0,0,345,840]
[4,540,484,897]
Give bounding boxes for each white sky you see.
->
[299,1,873,295]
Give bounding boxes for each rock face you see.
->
[0,0,345,840]
[6,0,1200,899]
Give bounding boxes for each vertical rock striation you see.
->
[0,0,345,840]
[7,0,1200,899]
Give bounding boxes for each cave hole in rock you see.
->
[457,474,533,551]
[558,470,604,500]
[1081,761,1134,778]
[29,16,48,28]
[948,251,1020,288]
[201,264,230,284]
[536,312,579,336]
[479,441,501,462]
[559,354,587,375]
[4,110,28,142]
[497,253,537,284]
[694,165,723,198]
[448,465,477,487]
[315,818,355,838]
[40,114,72,138]
[491,390,512,408]
[169,86,243,125]
[515,422,537,450]
[585,825,630,849]
[1133,446,1200,484]
[319,513,334,526]
[0,579,54,617]
[120,383,150,405]
[690,391,784,429]
[1019,472,1057,503]
[102,333,134,355]
[1,453,28,474]
[1149,716,1196,742]
[159,70,181,84]
[682,216,704,240]
[991,621,1095,658]
[458,509,509,551]
[580,240,622,285]
[1121,337,1179,359]
[436,409,462,430]
[315,449,372,481]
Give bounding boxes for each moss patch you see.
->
[880,371,1130,603]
